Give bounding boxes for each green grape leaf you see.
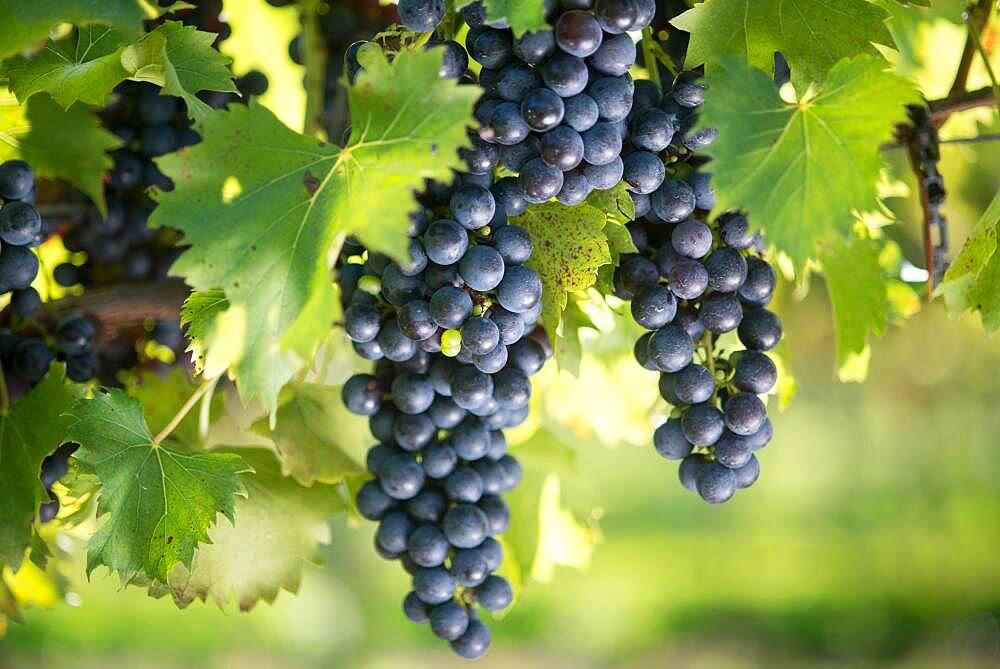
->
[179,289,234,380]
[160,449,346,611]
[670,0,894,91]
[937,188,1000,336]
[453,0,548,36]
[511,201,611,369]
[3,21,235,120]
[257,383,367,486]
[154,47,478,412]
[698,56,918,269]
[3,26,129,108]
[821,236,888,382]
[65,389,252,585]
[17,94,122,215]
[0,367,84,572]
[0,0,144,61]
[122,21,237,121]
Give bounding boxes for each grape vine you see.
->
[0,0,998,660]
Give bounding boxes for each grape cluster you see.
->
[617,75,782,504]
[334,24,552,657]
[457,0,656,205]
[907,105,949,286]
[0,160,99,387]
[340,167,549,657]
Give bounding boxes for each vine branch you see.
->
[949,0,995,96]
[46,279,190,339]
[905,135,938,300]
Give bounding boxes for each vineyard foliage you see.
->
[0,0,996,637]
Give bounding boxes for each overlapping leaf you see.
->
[4,21,236,120]
[17,95,122,215]
[154,47,478,411]
[65,389,252,584]
[938,188,1000,335]
[260,383,366,486]
[698,56,918,269]
[122,21,237,120]
[160,450,346,611]
[453,0,548,36]
[671,0,894,91]
[821,236,888,381]
[0,368,84,572]
[0,0,144,61]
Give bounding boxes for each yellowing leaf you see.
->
[511,201,611,369]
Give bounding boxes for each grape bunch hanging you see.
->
[614,73,782,504]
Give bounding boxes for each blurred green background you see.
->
[3,1,1000,668]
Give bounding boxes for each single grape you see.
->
[733,454,761,488]
[521,87,565,132]
[451,186,496,230]
[623,151,666,195]
[542,52,590,97]
[738,307,782,351]
[696,462,736,504]
[519,158,565,203]
[443,503,490,548]
[723,392,767,436]
[430,602,471,641]
[681,402,725,446]
[540,126,585,171]
[704,247,748,293]
[653,418,693,460]
[631,285,677,330]
[651,180,696,223]
[647,324,694,373]
[699,292,743,334]
[733,351,777,394]
[589,32,636,76]
[555,10,604,58]
[714,431,754,469]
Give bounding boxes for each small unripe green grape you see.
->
[441,329,462,357]
[358,275,381,295]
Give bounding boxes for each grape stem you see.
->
[153,376,219,446]
[641,27,663,92]
[701,330,716,396]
